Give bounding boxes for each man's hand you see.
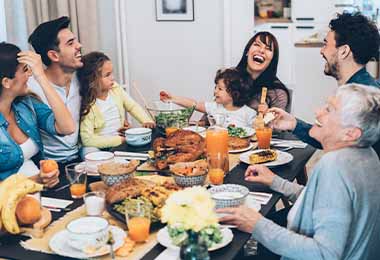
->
[245,165,275,187]
[17,51,45,79]
[217,206,262,233]
[268,107,297,131]
[39,161,60,188]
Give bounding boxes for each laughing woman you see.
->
[0,42,75,187]
[236,32,290,112]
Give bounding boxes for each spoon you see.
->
[107,230,115,260]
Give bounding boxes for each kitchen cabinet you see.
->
[292,46,337,122]
[267,24,294,85]
[292,0,336,23]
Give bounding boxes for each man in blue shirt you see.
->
[270,12,380,158]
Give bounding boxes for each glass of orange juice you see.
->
[207,153,227,185]
[65,163,87,199]
[255,127,273,149]
[125,201,151,242]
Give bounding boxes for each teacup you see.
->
[66,216,109,252]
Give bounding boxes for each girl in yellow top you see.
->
[78,52,155,155]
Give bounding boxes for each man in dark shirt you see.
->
[269,12,380,157]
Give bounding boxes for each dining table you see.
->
[0,129,316,260]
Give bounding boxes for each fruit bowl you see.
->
[146,101,194,134]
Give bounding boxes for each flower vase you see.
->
[179,231,210,260]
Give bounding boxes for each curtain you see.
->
[3,0,129,84]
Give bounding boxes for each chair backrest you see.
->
[285,87,293,113]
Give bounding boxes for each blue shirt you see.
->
[0,96,57,180]
[293,68,380,154]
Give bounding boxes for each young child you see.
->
[160,68,256,127]
[78,51,155,156]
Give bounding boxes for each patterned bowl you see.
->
[98,161,138,186]
[208,184,249,209]
[172,172,208,187]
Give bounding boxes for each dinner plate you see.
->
[229,142,257,154]
[82,157,131,176]
[239,149,294,167]
[228,127,255,138]
[49,225,126,259]
[157,226,233,251]
[182,126,206,134]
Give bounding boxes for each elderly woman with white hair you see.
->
[218,84,380,260]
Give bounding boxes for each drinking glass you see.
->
[83,191,105,216]
[255,127,273,149]
[65,163,87,199]
[125,201,151,242]
[207,153,228,185]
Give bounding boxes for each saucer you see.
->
[49,225,126,258]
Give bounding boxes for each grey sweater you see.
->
[252,147,380,260]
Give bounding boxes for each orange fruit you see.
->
[16,196,42,225]
[41,160,58,173]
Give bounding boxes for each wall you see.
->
[0,0,6,41]
[124,0,254,121]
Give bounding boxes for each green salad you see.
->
[227,125,247,138]
[155,106,194,129]
[167,225,223,248]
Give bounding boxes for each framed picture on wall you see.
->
[155,0,194,21]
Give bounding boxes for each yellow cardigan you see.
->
[80,83,153,148]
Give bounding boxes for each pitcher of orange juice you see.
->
[206,114,229,172]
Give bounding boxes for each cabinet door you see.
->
[268,24,294,85]
[292,0,335,23]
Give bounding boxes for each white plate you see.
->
[157,226,233,251]
[182,126,206,133]
[49,225,126,258]
[239,149,293,167]
[229,142,257,154]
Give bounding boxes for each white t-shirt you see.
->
[204,102,257,128]
[18,138,40,177]
[96,95,122,137]
[27,75,81,162]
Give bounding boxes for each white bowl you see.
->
[66,217,109,252]
[85,151,114,175]
[125,128,152,146]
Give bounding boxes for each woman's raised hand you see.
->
[244,164,275,187]
[17,51,45,79]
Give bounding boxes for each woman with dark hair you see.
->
[77,51,155,156]
[0,42,75,186]
[237,31,290,112]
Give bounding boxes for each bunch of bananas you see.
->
[0,174,44,234]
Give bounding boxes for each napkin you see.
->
[248,192,272,205]
[41,197,73,209]
[271,139,307,149]
[154,248,179,260]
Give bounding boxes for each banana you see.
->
[1,179,43,234]
[0,174,29,229]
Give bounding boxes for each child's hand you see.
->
[142,122,156,128]
[258,103,268,114]
[118,121,130,136]
[160,91,172,102]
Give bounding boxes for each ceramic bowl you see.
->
[98,161,138,186]
[209,184,249,209]
[66,216,109,252]
[125,128,152,146]
[172,172,208,187]
[85,151,114,175]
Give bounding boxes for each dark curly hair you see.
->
[0,42,20,94]
[77,51,110,118]
[236,31,289,108]
[329,12,380,65]
[214,68,249,107]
